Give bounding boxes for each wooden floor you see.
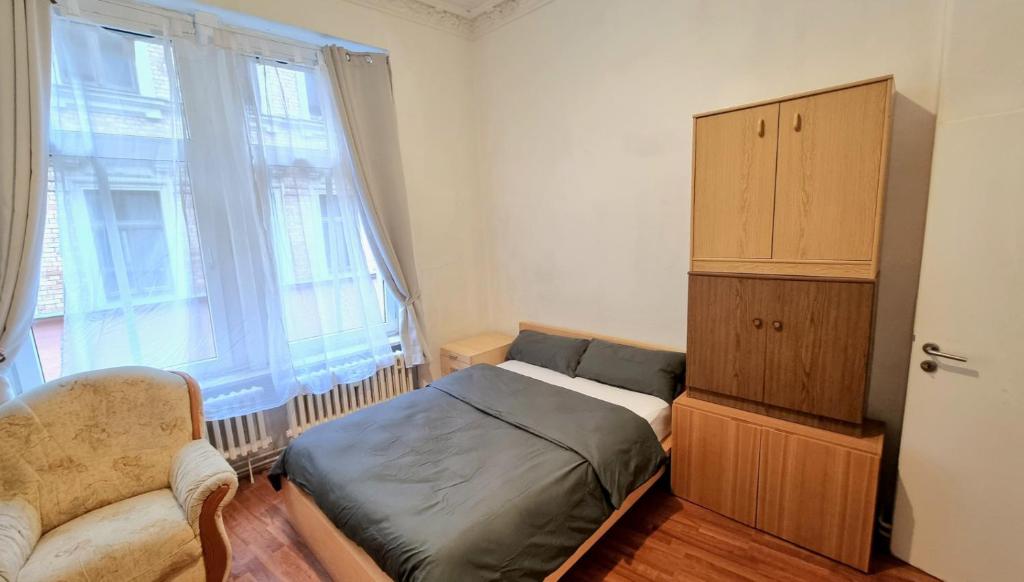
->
[225,472,937,582]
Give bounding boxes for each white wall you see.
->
[474,0,946,522]
[203,0,488,377]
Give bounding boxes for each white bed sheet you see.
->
[496,360,671,442]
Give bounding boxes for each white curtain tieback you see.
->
[401,294,420,308]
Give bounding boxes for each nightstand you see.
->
[439,333,515,376]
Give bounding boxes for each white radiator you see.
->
[286,354,416,438]
[205,410,274,462]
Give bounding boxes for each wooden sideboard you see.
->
[671,395,883,572]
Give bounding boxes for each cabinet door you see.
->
[773,81,889,261]
[686,274,768,401]
[763,279,874,422]
[692,103,779,259]
[671,404,760,526]
[757,429,879,571]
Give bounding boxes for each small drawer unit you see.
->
[439,333,514,376]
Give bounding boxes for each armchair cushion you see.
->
[18,489,201,582]
[170,440,238,533]
[0,498,40,582]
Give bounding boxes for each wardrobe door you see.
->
[691,103,779,260]
[773,81,889,261]
[686,274,768,401]
[763,279,874,422]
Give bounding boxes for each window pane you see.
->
[112,189,164,221]
[251,59,396,342]
[42,21,217,378]
[121,227,172,293]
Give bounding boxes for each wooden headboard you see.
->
[518,321,682,354]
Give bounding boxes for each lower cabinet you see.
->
[671,395,883,572]
[670,404,760,526]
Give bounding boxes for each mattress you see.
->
[497,359,672,441]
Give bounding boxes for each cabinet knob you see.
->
[793,113,802,132]
[757,118,765,137]
[772,321,783,331]
[752,318,763,329]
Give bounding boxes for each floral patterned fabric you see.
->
[0,367,194,533]
[0,498,39,581]
[18,490,202,582]
[171,440,238,533]
[0,366,238,582]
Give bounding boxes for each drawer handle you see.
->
[793,113,802,132]
[772,320,783,331]
[757,118,765,137]
[447,353,459,360]
[752,318,763,329]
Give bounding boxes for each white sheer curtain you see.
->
[50,19,396,418]
[245,56,395,395]
[50,18,216,374]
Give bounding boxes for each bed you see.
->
[270,322,682,581]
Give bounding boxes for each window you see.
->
[28,18,397,402]
[84,188,174,300]
[249,60,397,346]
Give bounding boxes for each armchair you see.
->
[0,367,237,582]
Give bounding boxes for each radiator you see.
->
[286,353,416,438]
[205,410,274,463]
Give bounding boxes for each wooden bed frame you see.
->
[280,321,680,581]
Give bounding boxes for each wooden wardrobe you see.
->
[686,76,893,426]
[676,76,893,571]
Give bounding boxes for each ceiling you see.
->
[424,0,501,18]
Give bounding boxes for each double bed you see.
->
[270,322,683,581]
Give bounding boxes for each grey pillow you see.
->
[506,330,591,377]
[576,339,686,404]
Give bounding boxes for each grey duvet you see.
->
[268,364,666,582]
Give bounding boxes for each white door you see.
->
[890,2,1024,581]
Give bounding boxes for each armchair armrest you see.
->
[170,440,238,532]
[170,440,238,582]
[0,498,40,582]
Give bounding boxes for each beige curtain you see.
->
[0,0,50,402]
[321,47,430,369]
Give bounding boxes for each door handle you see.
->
[752,318,763,329]
[793,113,802,131]
[757,119,765,137]
[922,342,967,363]
[771,320,783,331]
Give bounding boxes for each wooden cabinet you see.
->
[690,77,892,280]
[439,333,514,376]
[692,103,779,260]
[686,273,874,423]
[762,278,875,422]
[671,395,883,572]
[758,428,881,572]
[685,275,767,402]
[684,77,890,572]
[670,404,760,526]
[773,81,889,262]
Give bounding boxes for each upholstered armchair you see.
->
[0,367,238,582]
